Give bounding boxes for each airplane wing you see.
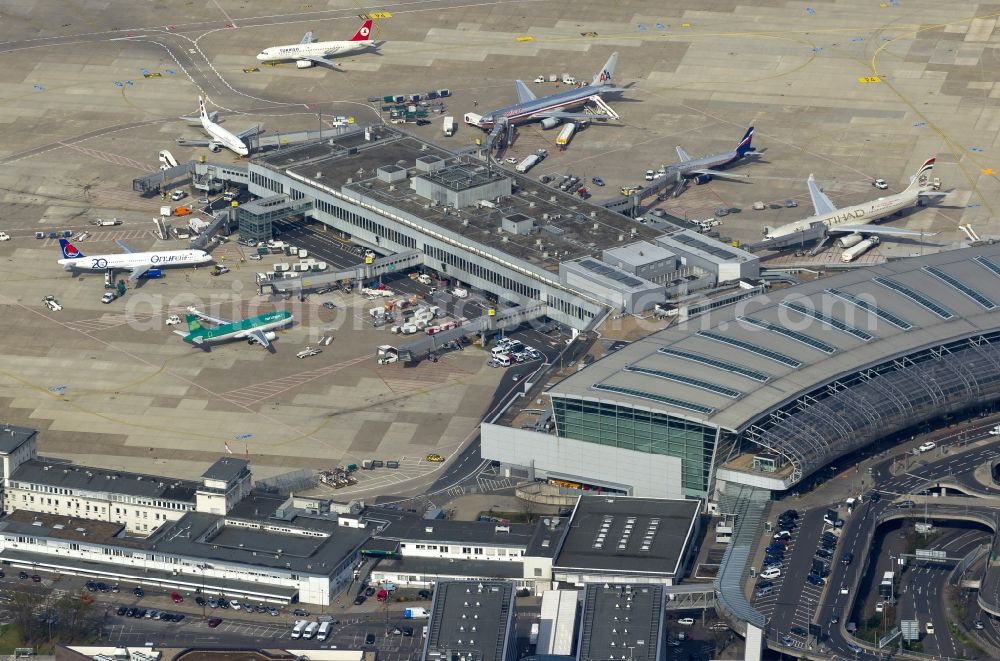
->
[300,31,314,44]
[514,80,536,104]
[676,146,692,162]
[236,125,262,140]
[807,174,839,216]
[299,56,344,70]
[128,264,150,281]
[687,168,749,181]
[116,239,138,254]
[175,137,212,147]
[246,329,271,349]
[828,224,937,238]
[186,307,233,326]
[918,191,949,199]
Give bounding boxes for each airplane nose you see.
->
[256,53,266,61]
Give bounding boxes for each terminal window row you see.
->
[547,293,593,322]
[315,198,417,249]
[424,244,541,302]
[250,171,282,194]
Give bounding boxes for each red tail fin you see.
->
[350,20,373,41]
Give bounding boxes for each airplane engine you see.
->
[209,143,221,153]
[296,60,315,69]
[248,331,277,345]
[539,117,561,130]
[695,174,712,185]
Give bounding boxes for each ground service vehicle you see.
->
[443,116,455,136]
[841,236,880,262]
[516,154,540,173]
[556,123,577,146]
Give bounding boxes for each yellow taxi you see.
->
[425,454,445,463]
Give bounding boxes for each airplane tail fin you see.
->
[905,157,936,192]
[350,19,373,41]
[186,314,203,333]
[198,96,211,127]
[58,238,84,259]
[736,126,754,155]
[592,52,618,86]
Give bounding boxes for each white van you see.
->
[760,567,781,580]
[495,354,512,368]
[491,346,509,358]
[303,621,319,639]
[316,621,332,641]
[291,620,308,639]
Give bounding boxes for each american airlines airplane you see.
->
[57,238,212,281]
[762,157,947,242]
[473,52,626,129]
[176,97,259,156]
[256,20,377,69]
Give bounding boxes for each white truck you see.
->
[516,154,541,173]
[464,112,483,127]
[443,116,456,136]
[91,218,122,226]
[841,236,880,262]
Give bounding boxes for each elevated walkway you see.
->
[714,483,769,635]
[267,250,422,294]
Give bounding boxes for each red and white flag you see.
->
[224,441,233,454]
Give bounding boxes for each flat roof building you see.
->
[246,128,727,329]
[551,497,700,586]
[576,583,666,661]
[422,581,517,661]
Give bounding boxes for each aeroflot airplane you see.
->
[57,238,212,281]
[256,20,377,69]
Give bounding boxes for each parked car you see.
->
[354,594,366,605]
[806,573,825,586]
[207,617,223,628]
[171,592,183,604]
[791,626,808,637]
[365,633,376,645]
[133,586,144,597]
[677,618,695,625]
[591,176,605,186]
[918,441,936,452]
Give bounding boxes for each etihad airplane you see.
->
[473,52,626,129]
[256,20,377,69]
[175,308,293,350]
[177,97,259,156]
[57,238,212,281]
[762,157,947,242]
[662,127,758,197]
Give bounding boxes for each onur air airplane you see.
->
[175,308,293,350]
[475,52,626,129]
[663,126,758,197]
[256,20,377,69]
[762,157,947,242]
[177,96,260,156]
[57,238,212,281]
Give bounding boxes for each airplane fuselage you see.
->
[766,190,921,240]
[256,41,373,63]
[677,150,742,176]
[201,116,249,156]
[478,86,606,129]
[58,250,212,272]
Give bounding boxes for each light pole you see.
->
[197,563,211,619]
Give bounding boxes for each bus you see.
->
[878,570,894,599]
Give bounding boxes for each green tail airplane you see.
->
[174,308,293,350]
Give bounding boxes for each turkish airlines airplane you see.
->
[256,20,377,69]
[57,239,212,281]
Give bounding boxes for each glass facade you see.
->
[551,396,717,497]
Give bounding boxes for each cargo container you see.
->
[443,116,455,136]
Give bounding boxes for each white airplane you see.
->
[176,97,259,156]
[256,20,377,69]
[57,238,212,281]
[763,157,947,242]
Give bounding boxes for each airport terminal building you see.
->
[483,246,1000,500]
[242,128,758,329]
